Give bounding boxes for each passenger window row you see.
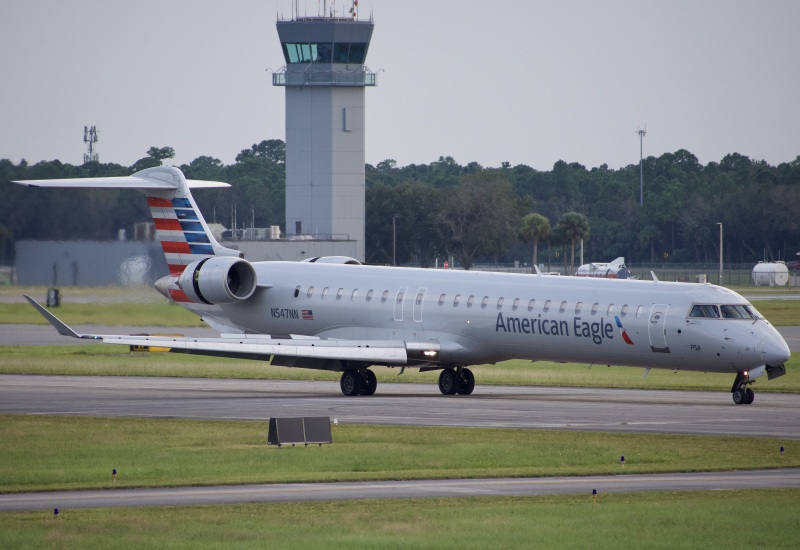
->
[295,285,644,318]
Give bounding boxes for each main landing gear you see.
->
[438,367,475,396]
[340,368,377,397]
[731,371,756,405]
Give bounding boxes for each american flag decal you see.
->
[302,310,314,320]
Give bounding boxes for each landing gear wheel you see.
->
[340,369,361,397]
[438,368,458,395]
[360,369,377,396]
[457,368,475,395]
[732,387,747,405]
[745,388,755,405]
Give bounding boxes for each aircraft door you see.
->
[413,287,427,323]
[648,304,671,353]
[393,286,408,322]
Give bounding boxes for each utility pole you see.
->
[392,215,400,266]
[637,126,647,206]
[717,222,723,286]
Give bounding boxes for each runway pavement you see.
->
[2,375,800,439]
[2,469,800,512]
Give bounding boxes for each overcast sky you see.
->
[1,0,797,171]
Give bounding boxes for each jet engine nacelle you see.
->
[177,257,257,305]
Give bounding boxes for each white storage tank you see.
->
[752,261,789,287]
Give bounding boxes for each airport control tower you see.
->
[273,7,376,261]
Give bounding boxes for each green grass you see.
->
[0,301,203,326]
[2,490,800,549]
[2,344,799,393]
[1,415,797,494]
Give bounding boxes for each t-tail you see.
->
[14,166,257,305]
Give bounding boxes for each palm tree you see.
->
[519,213,551,273]
[556,212,590,274]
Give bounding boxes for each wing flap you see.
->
[101,335,408,363]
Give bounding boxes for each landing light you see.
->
[423,350,438,358]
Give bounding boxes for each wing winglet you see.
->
[23,295,101,339]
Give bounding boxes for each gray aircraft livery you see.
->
[15,167,791,403]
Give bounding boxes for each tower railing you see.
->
[273,66,377,87]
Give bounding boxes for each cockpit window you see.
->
[690,304,720,318]
[720,305,754,319]
[690,304,755,319]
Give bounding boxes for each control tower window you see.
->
[334,42,368,63]
[282,42,367,64]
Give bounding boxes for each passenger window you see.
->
[467,295,475,308]
[575,302,582,314]
[636,305,644,318]
[621,305,628,317]
[559,301,567,313]
[396,291,404,303]
[512,298,520,310]
[439,294,446,305]
[307,286,314,298]
[453,294,461,307]
[416,292,424,305]
[381,290,389,303]
[351,289,358,300]
[543,300,551,312]
[294,286,301,298]
[528,299,535,311]
[366,289,373,302]
[322,287,329,299]
[497,297,504,309]
[336,288,344,300]
[481,296,489,309]
[607,304,614,315]
[591,303,598,315]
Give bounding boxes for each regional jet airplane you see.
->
[15,167,791,404]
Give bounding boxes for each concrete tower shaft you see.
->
[274,17,376,262]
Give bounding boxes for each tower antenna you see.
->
[83,125,99,164]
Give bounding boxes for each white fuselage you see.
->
[186,262,789,375]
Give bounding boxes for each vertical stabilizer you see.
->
[13,166,241,278]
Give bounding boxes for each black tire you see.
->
[732,388,747,405]
[457,368,475,395]
[745,388,755,405]
[360,370,377,396]
[438,368,458,395]
[340,369,361,396]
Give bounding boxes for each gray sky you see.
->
[1,0,797,170]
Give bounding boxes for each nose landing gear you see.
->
[731,371,756,405]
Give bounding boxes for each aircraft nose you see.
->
[760,335,791,366]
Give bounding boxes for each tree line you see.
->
[1,141,799,270]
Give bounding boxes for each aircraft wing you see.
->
[23,295,408,365]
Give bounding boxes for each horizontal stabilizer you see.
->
[14,175,229,190]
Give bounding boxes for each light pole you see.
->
[717,222,723,286]
[392,215,400,266]
[637,126,647,206]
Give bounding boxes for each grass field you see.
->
[1,415,799,548]
[3,415,798,493]
[2,490,799,549]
